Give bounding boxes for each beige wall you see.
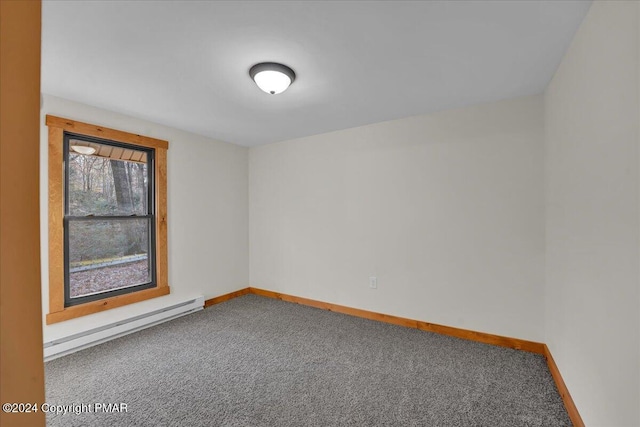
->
[250,95,545,342]
[544,1,640,426]
[40,95,249,341]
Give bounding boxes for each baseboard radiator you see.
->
[44,296,205,361]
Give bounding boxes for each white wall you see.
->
[544,1,640,426]
[40,94,249,342]
[39,3,640,422]
[250,95,545,342]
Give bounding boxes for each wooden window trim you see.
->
[46,115,169,324]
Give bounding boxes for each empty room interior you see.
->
[2,0,640,426]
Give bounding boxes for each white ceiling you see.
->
[42,1,591,147]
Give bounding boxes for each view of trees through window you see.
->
[66,140,154,303]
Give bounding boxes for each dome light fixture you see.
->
[249,62,296,95]
[70,145,96,155]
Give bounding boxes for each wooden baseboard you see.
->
[204,288,250,308]
[249,287,545,354]
[543,344,584,427]
[204,286,581,424]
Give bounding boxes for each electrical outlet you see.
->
[369,276,377,289]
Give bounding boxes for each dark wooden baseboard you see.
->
[204,287,582,425]
[543,344,584,427]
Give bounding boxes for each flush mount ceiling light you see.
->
[70,145,96,155]
[249,62,296,95]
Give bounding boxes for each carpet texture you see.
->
[45,295,571,426]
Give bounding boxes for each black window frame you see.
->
[63,132,157,307]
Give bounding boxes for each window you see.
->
[47,116,169,324]
[65,135,156,305]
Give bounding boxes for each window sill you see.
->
[46,286,170,325]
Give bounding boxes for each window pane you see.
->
[67,141,149,216]
[68,219,152,299]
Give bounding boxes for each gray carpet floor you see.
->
[45,295,571,426]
